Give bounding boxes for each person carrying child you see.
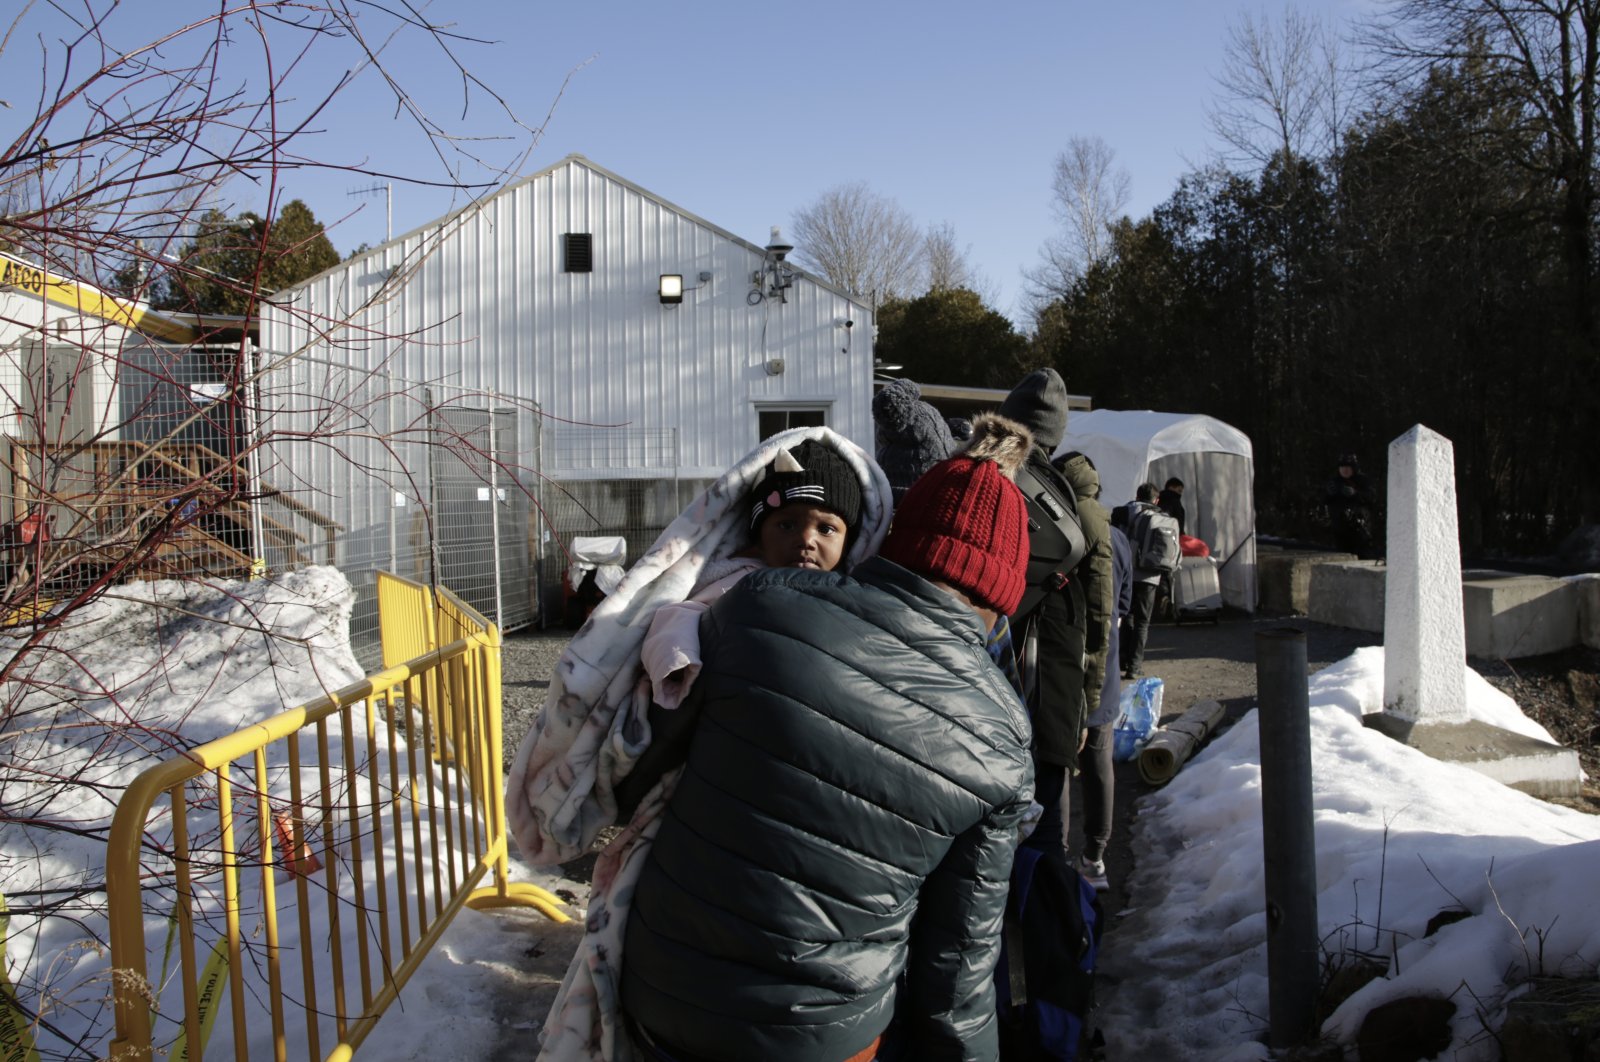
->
[618,414,1036,1062]
[507,428,891,1061]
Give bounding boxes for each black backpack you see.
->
[1011,449,1088,621]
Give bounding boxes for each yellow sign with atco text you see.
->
[0,252,194,343]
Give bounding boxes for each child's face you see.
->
[756,503,849,572]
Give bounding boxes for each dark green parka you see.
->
[620,558,1034,1062]
[1055,452,1115,721]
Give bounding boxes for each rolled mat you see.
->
[1138,698,1228,785]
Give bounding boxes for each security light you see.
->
[659,274,684,304]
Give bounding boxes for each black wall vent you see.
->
[563,233,593,273]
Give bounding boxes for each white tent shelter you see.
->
[1057,410,1257,611]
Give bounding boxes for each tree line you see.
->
[815,1,1600,558]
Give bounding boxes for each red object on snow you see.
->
[1180,534,1211,558]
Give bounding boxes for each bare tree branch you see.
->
[789,181,926,302]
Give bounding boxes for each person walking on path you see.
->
[617,415,1038,1062]
[506,427,894,1062]
[997,369,1090,862]
[1120,482,1166,680]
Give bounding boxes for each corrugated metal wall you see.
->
[261,154,874,482]
[257,154,874,634]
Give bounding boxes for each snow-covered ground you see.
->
[4,572,1598,1060]
[1097,646,1600,1059]
[3,569,367,1060]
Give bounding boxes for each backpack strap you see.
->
[1004,916,1029,1007]
[1003,844,1043,1006]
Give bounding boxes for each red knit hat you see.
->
[879,413,1032,616]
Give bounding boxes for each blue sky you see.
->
[14,1,1375,325]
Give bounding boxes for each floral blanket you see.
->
[504,426,891,1062]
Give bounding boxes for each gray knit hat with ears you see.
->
[872,377,956,504]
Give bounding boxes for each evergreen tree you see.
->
[875,288,1033,388]
[155,199,339,316]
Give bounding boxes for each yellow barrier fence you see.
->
[105,575,566,1062]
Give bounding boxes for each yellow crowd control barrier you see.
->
[106,575,567,1062]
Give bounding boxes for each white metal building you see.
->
[259,154,877,630]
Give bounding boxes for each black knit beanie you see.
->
[997,368,1069,451]
[747,439,863,535]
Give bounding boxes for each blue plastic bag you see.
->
[1112,677,1163,762]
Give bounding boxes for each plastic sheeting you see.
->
[1057,410,1257,611]
[568,535,627,597]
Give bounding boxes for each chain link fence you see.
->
[253,356,538,667]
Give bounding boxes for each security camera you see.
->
[844,319,854,329]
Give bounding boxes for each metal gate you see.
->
[426,402,532,632]
[251,352,542,665]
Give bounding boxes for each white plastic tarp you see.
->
[569,535,627,596]
[1057,410,1257,611]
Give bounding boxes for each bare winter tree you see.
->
[1023,135,1131,313]
[922,220,999,304]
[789,181,927,302]
[1209,8,1347,166]
[0,4,574,1057]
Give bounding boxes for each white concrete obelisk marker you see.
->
[1367,425,1580,797]
[1382,425,1467,724]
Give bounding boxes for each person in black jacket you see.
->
[997,368,1088,861]
[1324,452,1375,558]
[620,415,1036,1062]
[1158,477,1186,536]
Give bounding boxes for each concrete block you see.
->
[1307,564,1585,658]
[1307,560,1386,634]
[1576,575,1600,650]
[1460,571,1579,660]
[1365,716,1583,799]
[1257,547,1356,616]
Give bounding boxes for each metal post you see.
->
[488,395,504,630]
[243,339,268,573]
[1255,627,1319,1048]
[387,367,397,575]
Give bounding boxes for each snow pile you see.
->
[1099,646,1600,1060]
[2,568,365,1059]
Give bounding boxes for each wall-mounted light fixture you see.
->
[659,270,713,306]
[749,226,797,305]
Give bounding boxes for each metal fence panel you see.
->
[104,579,566,1062]
[253,362,540,666]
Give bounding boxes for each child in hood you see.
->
[641,439,863,710]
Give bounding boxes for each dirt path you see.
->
[1069,613,1382,926]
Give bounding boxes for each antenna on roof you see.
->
[348,181,393,243]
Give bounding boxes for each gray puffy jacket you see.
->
[620,557,1034,1062]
